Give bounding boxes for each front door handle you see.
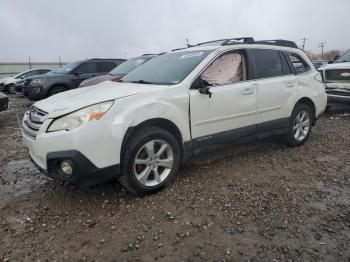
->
[241,87,255,95]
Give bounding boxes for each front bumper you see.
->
[15,83,23,93]
[21,108,124,184]
[27,85,44,100]
[0,92,9,111]
[326,82,350,105]
[30,150,120,185]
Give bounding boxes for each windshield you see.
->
[109,57,149,76]
[121,50,212,85]
[50,61,81,74]
[337,50,350,63]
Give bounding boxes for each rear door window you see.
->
[280,53,293,75]
[76,62,97,73]
[250,49,284,79]
[97,62,117,73]
[39,69,51,74]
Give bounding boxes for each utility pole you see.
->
[28,56,32,69]
[186,38,190,47]
[319,42,326,60]
[301,37,308,50]
[59,56,62,68]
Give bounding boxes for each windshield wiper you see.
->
[129,80,153,84]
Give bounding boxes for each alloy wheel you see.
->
[133,139,174,187]
[293,110,310,141]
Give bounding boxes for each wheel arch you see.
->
[46,83,69,96]
[121,118,190,163]
[295,97,316,124]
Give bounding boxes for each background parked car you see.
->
[0,92,9,111]
[25,58,125,100]
[79,54,159,87]
[0,68,52,94]
[15,69,52,94]
[318,49,350,110]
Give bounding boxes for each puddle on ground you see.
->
[0,159,47,208]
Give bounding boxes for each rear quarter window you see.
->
[286,52,310,74]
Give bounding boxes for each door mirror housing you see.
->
[72,71,83,76]
[194,78,212,98]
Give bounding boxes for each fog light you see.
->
[60,160,73,176]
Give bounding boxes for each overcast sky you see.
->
[0,0,349,62]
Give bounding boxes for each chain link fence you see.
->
[0,62,68,78]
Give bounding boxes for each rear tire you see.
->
[283,103,313,147]
[117,126,181,195]
[48,85,67,97]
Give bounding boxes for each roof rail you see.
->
[197,37,255,46]
[252,39,298,48]
[170,37,298,52]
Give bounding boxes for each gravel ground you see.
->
[0,95,349,261]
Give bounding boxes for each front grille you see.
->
[22,107,48,139]
[326,90,350,97]
[325,69,350,82]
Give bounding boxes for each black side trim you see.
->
[42,150,120,185]
[192,123,257,150]
[192,117,290,153]
[257,117,289,133]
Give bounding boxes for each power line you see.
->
[318,42,326,60]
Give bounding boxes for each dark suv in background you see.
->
[24,58,125,100]
[79,54,158,87]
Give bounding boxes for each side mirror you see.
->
[328,60,334,64]
[198,78,212,98]
[72,72,83,76]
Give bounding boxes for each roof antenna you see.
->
[186,38,190,47]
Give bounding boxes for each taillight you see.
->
[314,73,323,83]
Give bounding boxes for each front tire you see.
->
[283,103,313,147]
[8,84,15,94]
[118,126,181,195]
[48,85,67,97]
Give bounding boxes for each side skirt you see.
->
[189,117,290,156]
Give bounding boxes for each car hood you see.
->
[1,77,14,84]
[80,74,124,87]
[33,81,170,118]
[319,62,350,70]
[29,72,67,80]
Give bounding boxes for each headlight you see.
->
[31,79,46,85]
[47,101,114,132]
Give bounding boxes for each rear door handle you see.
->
[285,81,295,88]
[241,87,255,95]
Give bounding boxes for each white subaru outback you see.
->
[22,38,327,194]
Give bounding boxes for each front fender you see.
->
[112,88,191,145]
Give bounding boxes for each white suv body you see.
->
[22,39,327,194]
